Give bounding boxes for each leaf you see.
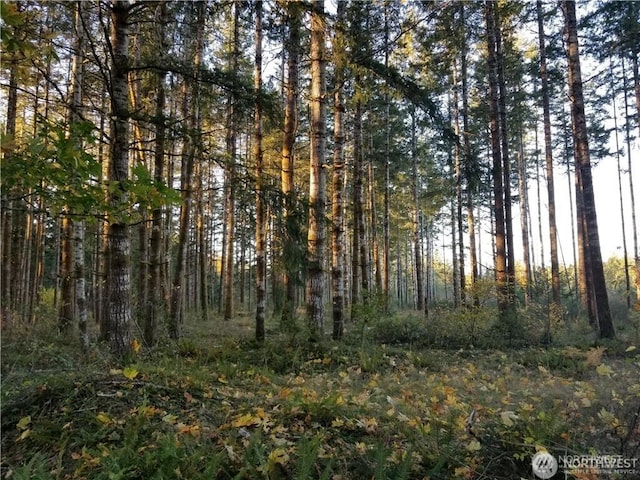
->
[130,338,141,354]
[268,447,290,466]
[232,413,261,428]
[123,367,138,380]
[17,429,31,442]
[595,364,613,377]
[16,416,31,430]
[96,412,113,424]
[625,346,636,353]
[466,439,482,451]
[500,410,519,427]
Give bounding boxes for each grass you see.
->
[1,309,639,479]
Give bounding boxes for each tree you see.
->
[306,0,327,338]
[562,0,615,339]
[280,0,302,327]
[104,0,133,355]
[145,1,169,346]
[168,1,204,339]
[485,1,511,325]
[331,0,347,340]
[254,0,266,343]
[536,0,561,307]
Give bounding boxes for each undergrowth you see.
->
[1,310,639,479]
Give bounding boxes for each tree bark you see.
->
[306,0,327,338]
[563,0,615,338]
[485,1,510,322]
[145,1,168,346]
[332,0,346,340]
[411,109,424,312]
[254,0,266,343]
[105,0,133,355]
[536,0,561,307]
[223,3,240,322]
[169,1,204,338]
[280,0,301,326]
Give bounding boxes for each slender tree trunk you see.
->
[563,0,615,338]
[306,0,327,338]
[65,7,87,346]
[351,84,363,315]
[517,131,531,306]
[494,4,515,305]
[369,158,382,294]
[485,1,510,322]
[411,109,424,312]
[254,0,266,343]
[460,4,478,308]
[281,1,301,326]
[332,0,346,340]
[452,65,466,308]
[622,59,640,309]
[536,0,561,306]
[58,213,74,334]
[610,58,631,309]
[105,0,133,356]
[382,4,391,311]
[144,2,168,345]
[169,2,204,338]
[223,3,240,322]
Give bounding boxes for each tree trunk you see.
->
[331,0,346,340]
[622,59,640,309]
[610,58,631,309]
[517,131,531,306]
[351,84,363,315]
[105,0,133,355]
[306,0,327,338]
[411,109,424,313]
[563,0,615,339]
[485,1,510,322]
[254,0,266,343]
[494,4,515,306]
[223,3,240,323]
[536,0,561,306]
[144,1,168,346]
[460,3,478,308]
[382,4,391,311]
[280,0,301,326]
[169,1,204,338]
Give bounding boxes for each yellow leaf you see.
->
[232,413,261,428]
[268,447,289,466]
[625,345,636,353]
[123,367,138,380]
[595,364,613,377]
[131,338,141,354]
[16,416,31,430]
[217,375,228,384]
[96,412,112,424]
[466,439,482,451]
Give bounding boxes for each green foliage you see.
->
[1,119,180,224]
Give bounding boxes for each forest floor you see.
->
[1,310,639,480]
